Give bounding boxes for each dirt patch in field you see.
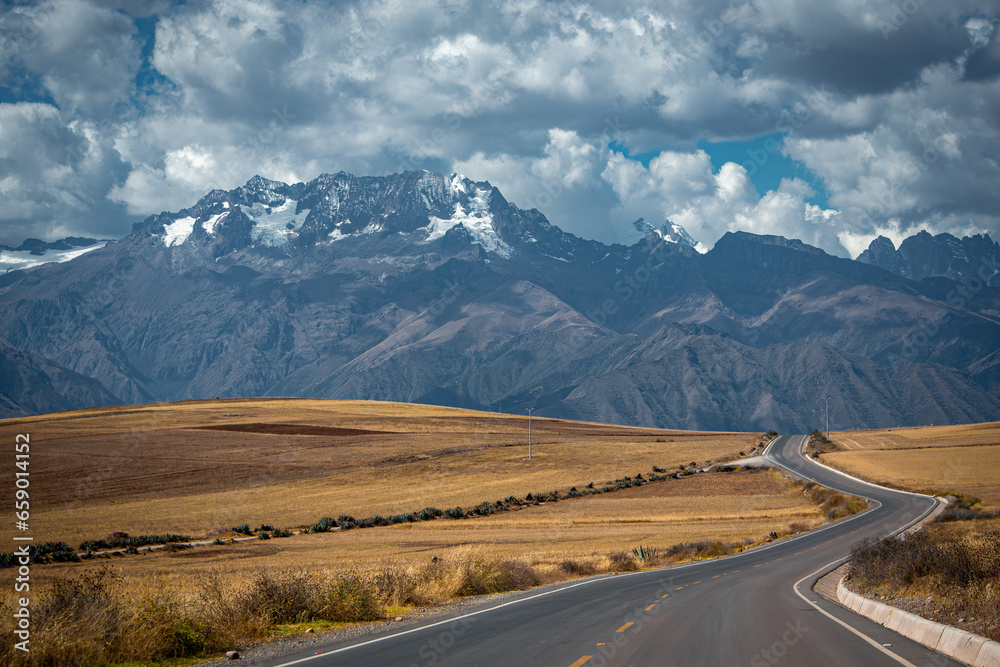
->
[193,423,397,437]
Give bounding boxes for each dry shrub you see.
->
[850,530,1000,589]
[801,481,866,519]
[559,558,598,576]
[0,567,192,667]
[608,551,639,572]
[371,568,426,607]
[788,521,812,534]
[665,540,734,560]
[0,552,546,666]
[324,572,383,622]
[190,570,271,649]
[848,527,1000,641]
[235,568,325,624]
[436,547,539,597]
[372,547,540,606]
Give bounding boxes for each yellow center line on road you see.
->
[693,581,701,584]
[645,604,656,611]
[731,569,741,572]
[675,586,685,590]
[569,656,592,667]
[712,575,720,578]
[661,593,669,598]
[616,622,634,633]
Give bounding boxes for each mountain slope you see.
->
[0,171,997,430]
[0,337,119,417]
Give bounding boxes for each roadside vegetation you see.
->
[817,423,1000,643]
[805,429,843,457]
[846,501,1000,642]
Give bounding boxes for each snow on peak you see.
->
[0,242,107,271]
[662,220,699,248]
[417,171,477,205]
[202,211,228,235]
[418,186,513,258]
[163,217,196,247]
[244,199,309,246]
[627,218,703,251]
[448,173,468,195]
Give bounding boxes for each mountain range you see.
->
[1,170,998,432]
[0,236,108,273]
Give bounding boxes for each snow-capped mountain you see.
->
[0,237,108,272]
[628,218,703,251]
[140,171,572,260]
[1,171,998,431]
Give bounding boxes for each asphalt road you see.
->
[265,435,962,667]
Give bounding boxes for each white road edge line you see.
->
[270,577,604,666]
[777,434,948,667]
[793,559,918,667]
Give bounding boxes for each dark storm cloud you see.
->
[964,27,1000,82]
[750,3,976,96]
[1,0,999,256]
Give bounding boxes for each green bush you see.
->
[310,517,333,533]
[632,545,658,561]
[171,619,207,656]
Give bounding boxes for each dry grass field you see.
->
[0,398,762,547]
[28,468,822,590]
[0,399,856,666]
[824,422,1000,508]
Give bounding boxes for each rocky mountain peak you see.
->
[858,230,999,284]
[856,236,906,275]
[627,218,699,249]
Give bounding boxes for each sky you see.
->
[1,0,999,257]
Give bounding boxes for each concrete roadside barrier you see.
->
[837,577,1000,666]
[977,642,1000,667]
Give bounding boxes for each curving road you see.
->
[265,435,961,667]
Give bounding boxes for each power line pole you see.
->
[823,397,831,441]
[527,407,534,460]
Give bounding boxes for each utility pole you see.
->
[823,397,831,441]
[527,407,534,460]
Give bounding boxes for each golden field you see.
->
[27,468,822,589]
[0,398,763,547]
[825,422,1000,508]
[0,400,848,666]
